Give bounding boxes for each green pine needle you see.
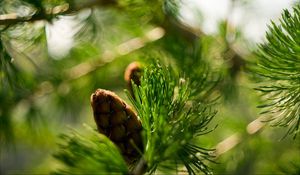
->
[129,61,216,175]
[255,4,300,138]
[52,125,129,175]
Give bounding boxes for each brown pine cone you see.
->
[124,62,143,98]
[90,89,143,163]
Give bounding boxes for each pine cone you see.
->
[124,62,143,98]
[90,89,143,163]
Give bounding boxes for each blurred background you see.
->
[0,0,299,174]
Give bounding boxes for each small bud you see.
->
[124,62,143,98]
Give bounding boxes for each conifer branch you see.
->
[128,61,216,175]
[254,4,300,138]
[53,61,216,175]
[52,125,129,174]
[0,0,245,72]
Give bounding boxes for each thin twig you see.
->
[0,0,117,25]
[214,117,266,157]
[65,27,165,80]
[23,27,164,102]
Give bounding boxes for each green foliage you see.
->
[129,61,216,175]
[0,23,51,144]
[53,125,129,175]
[255,4,300,138]
[1,0,300,174]
[52,61,216,175]
[179,43,220,101]
[0,0,110,145]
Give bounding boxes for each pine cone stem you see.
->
[131,158,147,175]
